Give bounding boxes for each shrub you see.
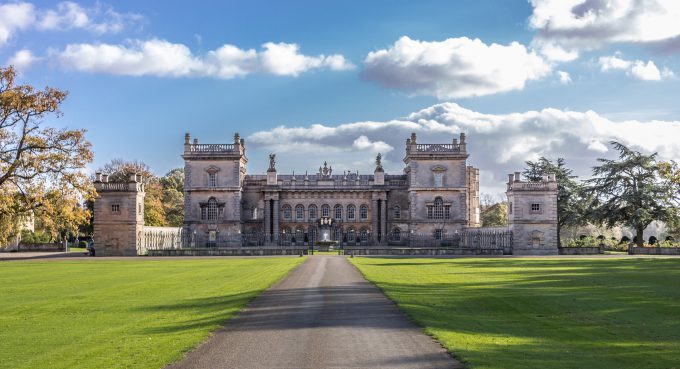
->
[20,230,52,244]
[79,241,88,248]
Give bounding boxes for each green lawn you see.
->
[0,258,303,369]
[351,257,680,369]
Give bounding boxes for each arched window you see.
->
[434,197,444,219]
[295,204,304,220]
[428,197,450,220]
[207,198,218,221]
[348,228,356,241]
[308,205,317,220]
[394,205,401,219]
[360,205,368,220]
[347,205,356,220]
[360,228,369,242]
[392,227,401,241]
[282,204,292,220]
[321,204,330,218]
[334,204,342,220]
[295,227,304,239]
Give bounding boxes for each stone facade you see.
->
[506,172,559,255]
[93,173,145,256]
[92,131,559,256]
[183,132,482,245]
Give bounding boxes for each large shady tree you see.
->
[587,142,678,246]
[0,66,93,245]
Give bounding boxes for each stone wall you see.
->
[630,247,680,255]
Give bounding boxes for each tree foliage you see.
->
[480,202,508,227]
[587,142,678,246]
[0,66,93,245]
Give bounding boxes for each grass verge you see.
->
[0,258,303,369]
[350,257,680,369]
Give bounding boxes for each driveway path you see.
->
[167,255,461,369]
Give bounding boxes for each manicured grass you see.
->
[0,258,303,369]
[351,257,680,369]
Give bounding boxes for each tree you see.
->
[587,142,679,246]
[0,66,93,246]
[480,202,508,227]
[160,168,184,227]
[523,157,589,246]
[658,160,680,237]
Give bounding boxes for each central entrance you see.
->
[318,216,333,242]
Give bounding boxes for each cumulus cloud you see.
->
[0,2,34,46]
[54,39,354,78]
[6,49,41,71]
[0,1,140,46]
[530,0,680,58]
[247,102,680,193]
[598,53,674,81]
[362,36,552,99]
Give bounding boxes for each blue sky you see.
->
[2,0,680,194]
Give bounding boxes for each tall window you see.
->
[208,172,217,187]
[434,229,443,240]
[360,205,368,220]
[394,205,401,219]
[434,172,444,188]
[321,204,330,217]
[347,205,356,220]
[334,205,342,220]
[207,198,218,221]
[308,205,317,220]
[282,205,292,220]
[428,197,450,220]
[392,227,401,241]
[295,204,304,220]
[360,228,368,242]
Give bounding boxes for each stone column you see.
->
[380,198,387,244]
[264,199,271,242]
[371,199,379,243]
[273,199,280,241]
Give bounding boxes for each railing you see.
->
[415,144,461,152]
[187,144,235,153]
[96,182,130,191]
[509,182,550,190]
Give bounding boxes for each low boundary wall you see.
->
[345,247,504,256]
[630,247,680,255]
[558,247,603,255]
[147,247,307,256]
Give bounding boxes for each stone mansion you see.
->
[93,131,558,255]
[180,131,556,251]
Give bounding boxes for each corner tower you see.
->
[183,132,247,244]
[506,172,558,255]
[93,173,145,256]
[404,132,479,237]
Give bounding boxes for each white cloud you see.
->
[0,1,140,47]
[598,53,674,81]
[362,36,552,99]
[530,0,680,56]
[7,49,41,71]
[247,102,680,193]
[0,2,35,46]
[54,39,354,78]
[557,70,572,84]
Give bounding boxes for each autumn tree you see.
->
[480,202,508,227]
[523,157,589,246]
[587,142,679,246]
[160,168,184,227]
[0,66,93,246]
